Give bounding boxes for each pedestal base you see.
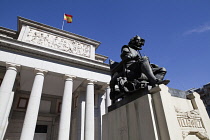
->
[102,85,210,140]
[108,88,149,112]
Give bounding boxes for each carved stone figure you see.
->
[109,35,170,104]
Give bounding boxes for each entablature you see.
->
[0,33,110,74]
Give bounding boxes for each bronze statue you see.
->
[109,35,170,104]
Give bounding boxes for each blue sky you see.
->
[1,0,210,90]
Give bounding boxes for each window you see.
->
[34,125,48,140]
[35,125,48,133]
[17,97,28,109]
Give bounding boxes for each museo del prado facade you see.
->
[0,17,210,140]
[0,17,111,140]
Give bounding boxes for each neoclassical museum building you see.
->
[0,17,111,140]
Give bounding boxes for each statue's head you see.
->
[128,35,145,50]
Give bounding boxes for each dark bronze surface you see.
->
[109,35,170,106]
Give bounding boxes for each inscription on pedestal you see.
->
[24,28,91,58]
[176,109,209,139]
[176,109,204,129]
[177,118,203,128]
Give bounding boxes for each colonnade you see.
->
[0,63,111,140]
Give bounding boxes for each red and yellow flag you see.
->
[64,14,73,23]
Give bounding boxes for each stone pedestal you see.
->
[102,85,210,140]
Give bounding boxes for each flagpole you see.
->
[62,13,65,30]
[62,20,65,30]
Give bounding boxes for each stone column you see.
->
[58,75,75,140]
[105,85,111,113]
[0,63,19,138]
[20,69,47,140]
[84,80,95,140]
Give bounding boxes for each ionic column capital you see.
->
[86,79,97,84]
[64,74,76,81]
[34,68,48,76]
[6,62,21,72]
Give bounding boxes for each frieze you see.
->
[24,28,91,58]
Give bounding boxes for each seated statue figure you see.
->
[109,35,170,103]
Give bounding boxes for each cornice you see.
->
[95,53,108,62]
[0,27,17,39]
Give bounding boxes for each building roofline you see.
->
[17,16,101,49]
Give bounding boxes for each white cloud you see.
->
[184,23,210,35]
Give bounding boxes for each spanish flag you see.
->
[64,14,73,23]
